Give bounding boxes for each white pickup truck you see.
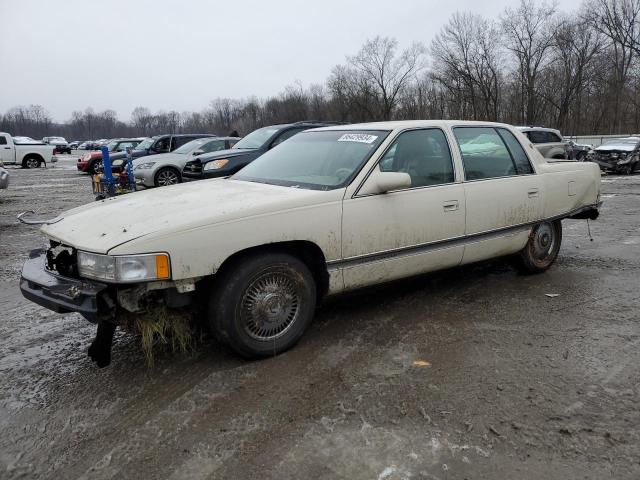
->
[0,132,55,168]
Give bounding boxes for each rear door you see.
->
[452,126,542,265]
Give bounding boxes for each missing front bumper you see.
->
[20,249,109,322]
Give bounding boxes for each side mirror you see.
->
[376,171,411,193]
[192,150,204,156]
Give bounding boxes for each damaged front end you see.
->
[589,150,639,174]
[20,242,201,367]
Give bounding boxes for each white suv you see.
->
[516,127,569,159]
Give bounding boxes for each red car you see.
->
[77,138,145,173]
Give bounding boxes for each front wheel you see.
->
[208,253,317,358]
[154,167,181,187]
[516,220,562,274]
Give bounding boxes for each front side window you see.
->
[454,127,517,180]
[379,129,454,188]
[233,130,389,190]
[0,136,7,145]
[154,137,171,152]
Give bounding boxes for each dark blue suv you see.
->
[182,121,343,181]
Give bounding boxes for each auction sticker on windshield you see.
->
[337,133,378,144]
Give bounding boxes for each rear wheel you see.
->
[154,167,181,187]
[516,220,562,273]
[208,253,317,358]
[23,157,41,169]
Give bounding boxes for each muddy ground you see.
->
[0,156,639,479]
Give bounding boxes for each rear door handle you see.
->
[443,200,459,212]
[528,188,539,198]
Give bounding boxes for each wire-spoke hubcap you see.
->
[241,271,301,341]
[532,222,555,260]
[157,170,179,185]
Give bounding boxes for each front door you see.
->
[341,128,466,289]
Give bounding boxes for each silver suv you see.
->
[516,127,569,159]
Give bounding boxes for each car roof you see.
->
[515,126,561,134]
[312,119,516,132]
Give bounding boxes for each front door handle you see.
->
[528,188,539,198]
[3,147,10,149]
[443,200,459,212]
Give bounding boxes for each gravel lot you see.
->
[1,156,639,479]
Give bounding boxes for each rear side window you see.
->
[202,140,226,153]
[379,128,454,188]
[172,136,195,149]
[497,128,534,174]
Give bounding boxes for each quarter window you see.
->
[454,127,516,180]
[497,128,534,174]
[379,129,454,188]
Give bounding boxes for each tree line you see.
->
[3,0,640,139]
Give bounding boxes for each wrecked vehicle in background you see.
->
[19,120,601,368]
[567,140,593,161]
[587,137,640,174]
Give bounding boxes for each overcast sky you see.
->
[0,0,583,122]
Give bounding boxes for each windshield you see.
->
[135,138,154,150]
[174,138,213,154]
[106,141,119,151]
[232,130,389,190]
[232,126,279,149]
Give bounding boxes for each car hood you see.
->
[197,148,253,163]
[41,179,334,254]
[595,143,637,152]
[132,152,184,166]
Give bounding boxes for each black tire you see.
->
[208,252,317,358]
[90,159,103,174]
[516,220,562,274]
[154,167,181,187]
[22,156,42,169]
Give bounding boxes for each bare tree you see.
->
[431,12,503,121]
[328,36,426,120]
[502,0,558,124]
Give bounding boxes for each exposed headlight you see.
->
[203,159,229,171]
[135,162,156,170]
[77,251,170,283]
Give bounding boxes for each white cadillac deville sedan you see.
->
[21,120,601,364]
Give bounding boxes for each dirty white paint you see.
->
[38,120,600,296]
